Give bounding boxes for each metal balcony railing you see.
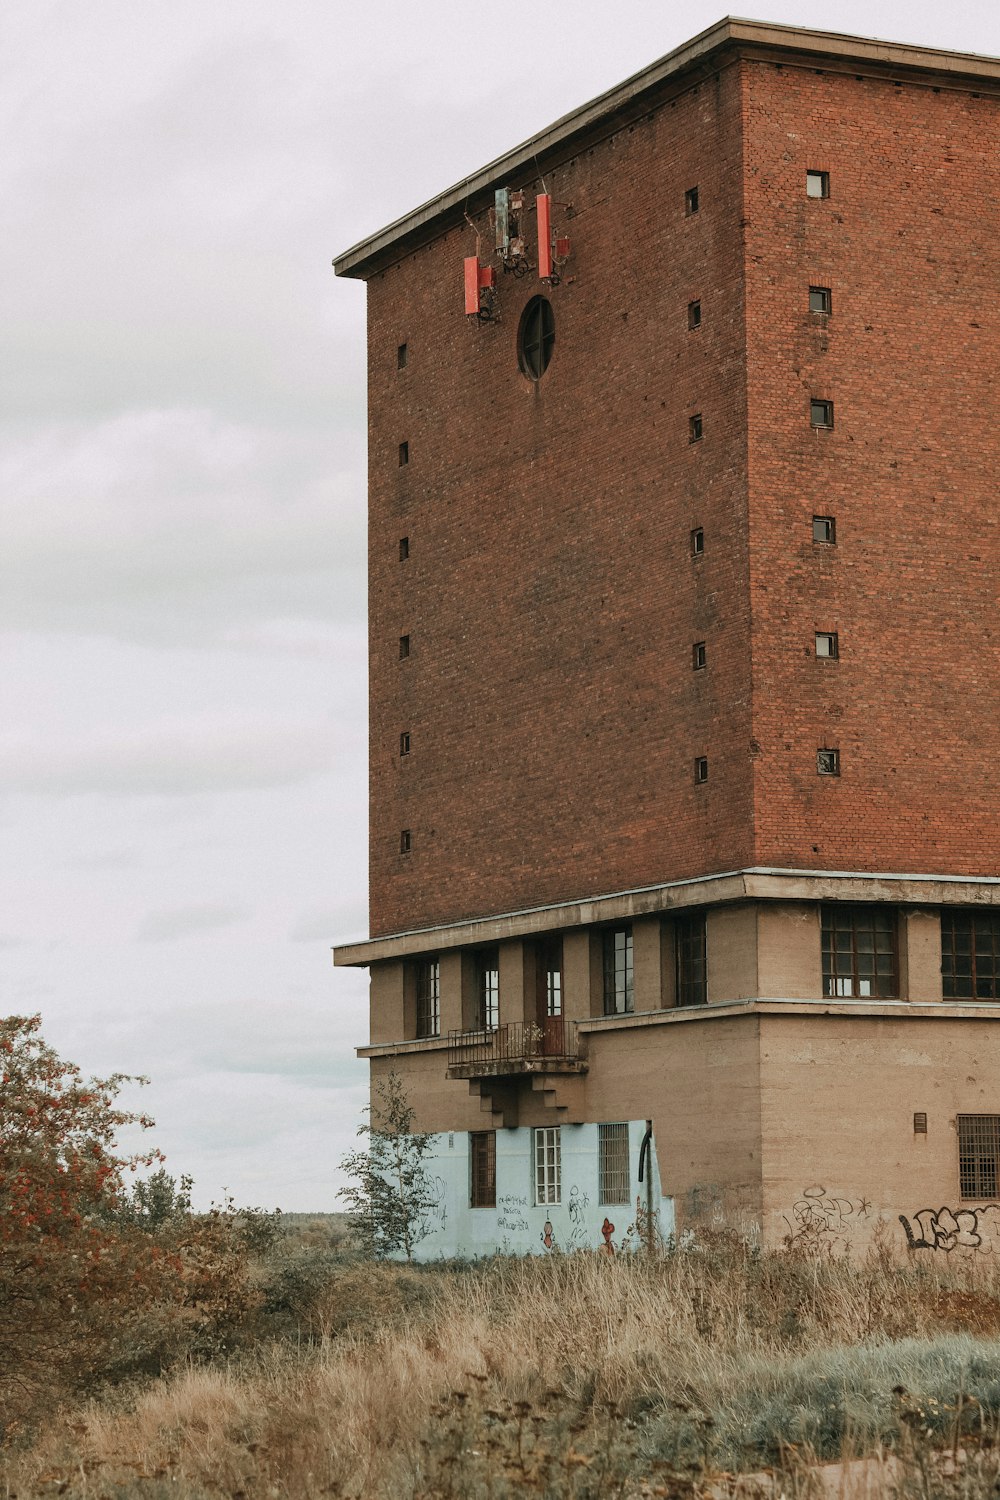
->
[447,1019,579,1077]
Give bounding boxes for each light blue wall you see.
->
[409,1119,674,1260]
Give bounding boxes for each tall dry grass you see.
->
[8,1236,1000,1497]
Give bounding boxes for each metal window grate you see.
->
[415,958,440,1038]
[676,912,707,1006]
[534,1126,561,1205]
[942,911,1000,1001]
[470,1131,496,1208]
[599,1123,630,1205]
[821,905,897,998]
[958,1115,1000,1200]
[602,928,633,1015]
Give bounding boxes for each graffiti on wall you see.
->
[496,1193,529,1234]
[899,1205,1000,1253]
[418,1175,448,1235]
[782,1185,871,1253]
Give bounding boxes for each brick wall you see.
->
[366,63,752,936]
[742,61,1000,876]
[364,54,1000,940]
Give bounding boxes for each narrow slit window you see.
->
[414,958,440,1038]
[813,515,836,544]
[815,632,839,659]
[398,634,410,659]
[693,641,707,670]
[806,170,830,198]
[399,829,411,854]
[475,947,500,1031]
[398,441,409,466]
[470,1131,496,1207]
[399,536,410,561]
[689,413,703,443]
[695,756,709,783]
[534,1126,561,1206]
[810,399,834,429]
[685,186,699,215]
[809,286,832,314]
[817,748,840,776]
[688,300,702,330]
[397,342,408,369]
[602,927,633,1016]
[690,527,705,556]
[676,912,708,1007]
[399,731,411,756]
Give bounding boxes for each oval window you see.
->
[518,295,555,380]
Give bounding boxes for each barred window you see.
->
[534,1126,561,1206]
[821,905,897,998]
[470,1131,496,1208]
[676,912,707,1007]
[602,928,633,1015]
[942,911,1000,1001]
[415,958,440,1038]
[599,1123,630,1205]
[476,947,500,1030]
[958,1115,1000,1200]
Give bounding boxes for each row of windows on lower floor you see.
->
[409,906,1000,1038]
[470,1122,631,1209]
[464,1115,1000,1208]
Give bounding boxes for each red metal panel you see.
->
[464,256,480,315]
[536,194,552,279]
[555,237,571,260]
[478,264,495,289]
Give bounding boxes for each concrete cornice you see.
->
[333,867,1000,967]
[333,18,1000,281]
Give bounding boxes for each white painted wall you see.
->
[407,1119,674,1260]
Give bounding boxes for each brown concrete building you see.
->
[334,19,1000,1257]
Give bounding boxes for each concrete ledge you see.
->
[334,867,1000,967]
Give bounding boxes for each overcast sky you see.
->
[3,0,999,1211]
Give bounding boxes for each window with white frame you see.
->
[599,1123,630,1205]
[534,1126,561,1205]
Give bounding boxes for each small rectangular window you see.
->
[690,527,705,556]
[470,1131,496,1207]
[817,748,840,776]
[812,515,836,544]
[689,413,703,443]
[397,342,408,369]
[809,286,832,314]
[398,441,409,466]
[810,399,834,429]
[806,170,830,198]
[959,1115,1000,1199]
[399,536,410,561]
[685,186,699,215]
[688,300,702,330]
[694,756,709,783]
[534,1126,561,1205]
[599,1123,630,1205]
[399,731,411,755]
[602,927,633,1016]
[399,829,411,854]
[693,641,707,670]
[415,958,440,1038]
[815,632,839,659]
[676,912,707,1007]
[399,634,410,659]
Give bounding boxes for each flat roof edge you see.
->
[333,18,1000,281]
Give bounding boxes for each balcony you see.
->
[447,1019,585,1079]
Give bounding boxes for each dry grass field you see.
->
[7,1224,1000,1498]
